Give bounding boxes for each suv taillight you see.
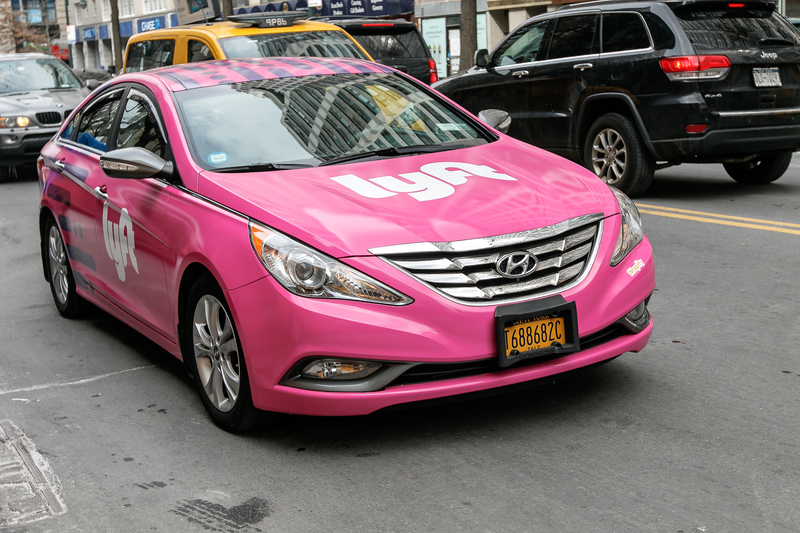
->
[429,59,438,84]
[660,55,731,81]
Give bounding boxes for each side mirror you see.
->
[100,147,174,180]
[478,109,511,134]
[86,79,99,90]
[475,49,490,69]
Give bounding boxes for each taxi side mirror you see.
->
[478,109,511,134]
[100,147,174,180]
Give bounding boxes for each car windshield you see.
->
[0,59,82,93]
[220,31,369,60]
[175,72,487,171]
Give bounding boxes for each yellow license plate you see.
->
[503,315,566,358]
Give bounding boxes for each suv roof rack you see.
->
[226,11,308,28]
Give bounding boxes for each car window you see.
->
[74,91,123,152]
[0,59,81,93]
[219,31,369,60]
[642,12,676,50]
[674,5,799,50]
[188,40,214,63]
[175,72,486,171]
[546,15,599,60]
[125,40,175,73]
[348,29,428,60]
[116,90,167,158]
[494,20,550,67]
[602,13,651,53]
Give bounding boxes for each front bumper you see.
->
[224,213,656,417]
[1,129,57,167]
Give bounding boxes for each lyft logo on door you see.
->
[331,162,517,202]
[102,203,138,282]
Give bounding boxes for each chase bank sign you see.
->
[137,15,166,33]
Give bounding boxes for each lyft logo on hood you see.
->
[331,162,517,202]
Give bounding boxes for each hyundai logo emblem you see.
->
[496,251,539,279]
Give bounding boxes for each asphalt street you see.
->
[1,156,799,532]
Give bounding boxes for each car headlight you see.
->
[249,221,413,305]
[0,116,31,128]
[609,187,644,267]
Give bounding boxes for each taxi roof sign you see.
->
[226,11,309,28]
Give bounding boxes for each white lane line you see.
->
[0,365,160,397]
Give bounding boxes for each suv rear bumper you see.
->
[650,124,800,161]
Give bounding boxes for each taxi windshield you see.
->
[220,31,369,60]
[175,72,488,172]
[0,59,82,93]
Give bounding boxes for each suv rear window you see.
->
[347,29,428,60]
[673,4,799,51]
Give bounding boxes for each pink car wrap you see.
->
[39,57,654,424]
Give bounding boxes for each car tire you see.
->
[723,152,793,184]
[183,276,279,432]
[44,217,88,318]
[584,113,655,197]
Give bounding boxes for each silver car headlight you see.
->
[249,221,413,305]
[0,116,31,128]
[609,187,644,267]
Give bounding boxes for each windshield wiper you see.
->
[319,142,475,167]
[759,37,795,46]
[214,162,315,173]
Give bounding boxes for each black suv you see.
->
[433,0,800,196]
[320,18,438,84]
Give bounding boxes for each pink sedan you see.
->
[38,57,654,431]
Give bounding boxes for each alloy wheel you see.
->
[192,295,241,413]
[590,127,627,185]
[48,225,69,305]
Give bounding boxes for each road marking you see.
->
[636,203,800,236]
[0,365,159,397]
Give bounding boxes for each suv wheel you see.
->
[584,113,654,197]
[723,152,793,185]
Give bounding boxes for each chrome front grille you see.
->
[36,112,62,125]
[370,213,604,305]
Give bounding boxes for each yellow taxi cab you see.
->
[123,12,373,73]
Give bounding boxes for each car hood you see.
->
[0,88,88,113]
[198,139,620,258]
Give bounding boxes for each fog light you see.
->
[621,300,650,333]
[302,359,382,380]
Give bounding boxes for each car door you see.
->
[445,18,553,144]
[46,86,126,295]
[91,85,176,340]
[525,13,600,153]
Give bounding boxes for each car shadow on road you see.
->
[642,168,800,202]
[249,358,652,451]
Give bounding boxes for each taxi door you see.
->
[45,87,127,295]
[90,85,176,341]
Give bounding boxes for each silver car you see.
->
[0,53,96,181]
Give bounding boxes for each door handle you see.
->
[574,63,593,71]
[512,70,530,78]
[94,185,108,201]
[53,160,65,172]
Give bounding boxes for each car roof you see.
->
[130,57,393,92]
[557,0,776,9]
[0,53,60,61]
[126,19,351,42]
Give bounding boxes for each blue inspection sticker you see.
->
[206,152,229,165]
